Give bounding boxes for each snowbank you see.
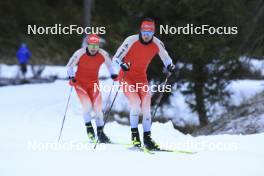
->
[227,80,264,106]
[0,63,114,79]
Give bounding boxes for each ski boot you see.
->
[97,126,111,143]
[143,131,160,151]
[131,128,141,147]
[85,122,96,142]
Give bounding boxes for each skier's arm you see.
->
[153,37,173,68]
[66,49,83,78]
[26,49,31,62]
[112,35,137,65]
[99,49,117,76]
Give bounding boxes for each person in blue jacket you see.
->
[16,43,31,78]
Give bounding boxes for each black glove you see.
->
[120,62,130,71]
[167,64,176,72]
[69,76,76,83]
[111,74,118,81]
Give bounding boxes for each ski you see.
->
[86,140,155,154]
[86,140,196,154]
[86,140,125,146]
[127,146,155,155]
[152,148,197,154]
[126,146,196,155]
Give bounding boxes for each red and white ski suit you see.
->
[66,48,116,126]
[113,34,173,131]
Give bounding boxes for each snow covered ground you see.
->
[0,81,264,176]
[1,63,264,126]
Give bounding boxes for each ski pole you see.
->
[103,81,115,114]
[57,86,73,142]
[94,74,125,149]
[151,72,172,120]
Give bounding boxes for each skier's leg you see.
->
[91,89,104,127]
[140,83,160,150]
[122,79,142,128]
[21,63,27,80]
[122,80,142,146]
[90,85,111,143]
[124,90,141,129]
[135,79,152,132]
[75,85,93,122]
[75,85,95,140]
[141,92,152,132]
[125,91,142,146]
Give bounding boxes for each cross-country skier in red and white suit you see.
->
[113,18,175,150]
[66,34,118,143]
